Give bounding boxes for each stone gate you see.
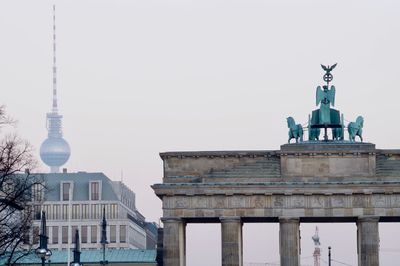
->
[152,66,400,266]
[152,143,400,266]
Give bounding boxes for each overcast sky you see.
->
[1,0,400,265]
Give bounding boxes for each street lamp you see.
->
[100,207,108,265]
[70,229,82,266]
[35,211,52,266]
[328,246,331,266]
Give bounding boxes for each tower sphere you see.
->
[40,137,70,167]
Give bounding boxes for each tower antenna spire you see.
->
[52,4,58,112]
[40,5,71,173]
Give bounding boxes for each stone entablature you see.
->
[154,181,400,222]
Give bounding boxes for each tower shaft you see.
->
[40,5,71,173]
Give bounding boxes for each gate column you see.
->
[357,216,379,266]
[279,217,300,266]
[161,218,186,266]
[220,217,243,266]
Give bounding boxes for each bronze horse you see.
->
[287,117,304,143]
[348,116,364,142]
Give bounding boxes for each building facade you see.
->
[29,172,157,251]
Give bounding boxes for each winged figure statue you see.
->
[316,85,336,124]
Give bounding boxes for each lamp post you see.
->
[70,229,82,266]
[100,207,108,265]
[328,246,331,266]
[35,211,52,266]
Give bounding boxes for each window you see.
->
[72,226,78,243]
[91,204,99,219]
[53,205,60,220]
[110,225,116,243]
[81,226,88,243]
[90,182,100,200]
[102,204,108,218]
[110,204,117,219]
[120,225,126,243]
[33,226,39,244]
[82,204,89,219]
[44,205,51,220]
[52,226,59,244]
[62,204,68,220]
[33,205,41,220]
[91,225,97,243]
[62,226,68,244]
[62,183,71,201]
[23,229,30,244]
[32,183,44,201]
[72,204,80,219]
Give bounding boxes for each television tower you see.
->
[312,226,321,266]
[40,5,71,173]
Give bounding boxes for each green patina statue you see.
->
[287,117,304,143]
[286,64,365,143]
[348,116,364,142]
[316,85,336,124]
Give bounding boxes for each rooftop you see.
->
[1,249,156,265]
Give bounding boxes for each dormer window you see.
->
[90,181,100,201]
[61,182,72,201]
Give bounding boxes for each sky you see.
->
[1,0,400,265]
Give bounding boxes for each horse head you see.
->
[356,116,364,128]
[287,117,295,128]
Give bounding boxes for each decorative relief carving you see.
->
[251,195,266,208]
[352,195,365,208]
[291,196,305,208]
[331,195,346,208]
[311,196,324,208]
[192,196,208,208]
[229,196,246,208]
[175,196,190,208]
[273,196,285,207]
[391,195,400,207]
[371,195,386,207]
[213,196,226,209]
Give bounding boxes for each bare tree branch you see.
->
[0,106,39,265]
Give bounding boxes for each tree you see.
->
[0,106,40,265]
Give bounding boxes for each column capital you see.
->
[161,217,184,223]
[220,216,241,223]
[357,216,380,223]
[279,217,300,223]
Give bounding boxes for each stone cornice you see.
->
[159,148,400,159]
[152,181,400,197]
[160,150,279,159]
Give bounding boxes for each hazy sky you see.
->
[1,0,400,265]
